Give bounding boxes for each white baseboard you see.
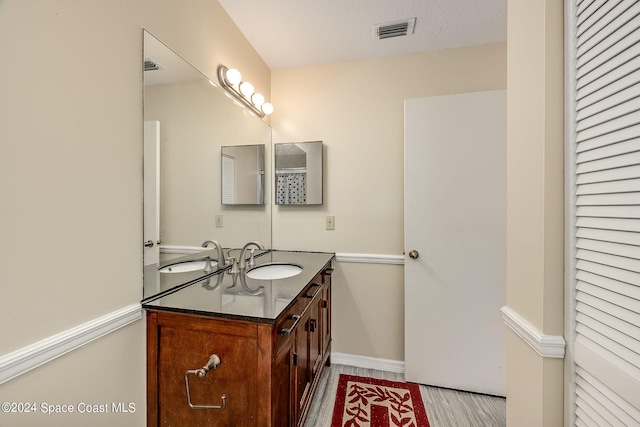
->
[331,352,405,374]
[501,306,565,358]
[0,304,142,384]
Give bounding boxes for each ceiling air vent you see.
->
[374,18,416,40]
[144,59,162,72]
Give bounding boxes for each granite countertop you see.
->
[142,250,335,323]
[142,247,269,302]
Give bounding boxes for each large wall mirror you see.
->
[143,31,271,266]
[275,141,323,205]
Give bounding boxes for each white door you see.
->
[144,120,160,266]
[404,91,506,396]
[567,1,640,423]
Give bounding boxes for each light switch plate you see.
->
[325,215,335,230]
[215,215,223,228]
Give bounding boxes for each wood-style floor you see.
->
[304,364,506,427]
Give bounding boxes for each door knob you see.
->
[408,250,419,259]
[144,240,154,248]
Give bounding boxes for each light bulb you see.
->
[252,93,265,107]
[261,103,274,115]
[239,82,254,97]
[225,68,241,85]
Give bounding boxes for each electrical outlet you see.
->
[325,215,335,230]
[215,215,223,228]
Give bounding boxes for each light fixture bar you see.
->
[217,65,267,118]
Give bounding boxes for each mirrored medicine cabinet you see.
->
[274,141,323,205]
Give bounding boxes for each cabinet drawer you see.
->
[276,280,323,334]
[305,274,324,299]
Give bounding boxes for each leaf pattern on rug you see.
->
[342,381,418,427]
[344,403,369,426]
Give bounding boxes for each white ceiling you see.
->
[218,0,507,70]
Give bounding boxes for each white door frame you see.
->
[564,0,578,424]
[144,120,160,266]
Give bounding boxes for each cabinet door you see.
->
[321,282,331,357]
[272,335,294,427]
[293,310,312,424]
[309,299,323,377]
[155,318,261,426]
[304,281,323,377]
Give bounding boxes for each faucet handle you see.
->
[217,255,228,268]
[247,248,257,268]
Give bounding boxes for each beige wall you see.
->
[271,44,507,360]
[0,0,268,425]
[0,322,145,427]
[506,0,565,424]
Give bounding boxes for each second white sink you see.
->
[246,263,303,280]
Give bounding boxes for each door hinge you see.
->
[292,352,298,366]
[310,319,317,333]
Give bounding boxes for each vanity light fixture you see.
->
[217,65,273,118]
[252,93,265,108]
[224,67,242,85]
[239,81,254,97]
[261,102,274,115]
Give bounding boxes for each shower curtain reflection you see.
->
[276,170,307,204]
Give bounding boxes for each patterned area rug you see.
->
[331,374,430,427]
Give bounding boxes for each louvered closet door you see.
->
[571,0,640,425]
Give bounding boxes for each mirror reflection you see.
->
[143,31,271,267]
[222,145,265,205]
[275,141,323,205]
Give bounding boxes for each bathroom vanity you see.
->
[143,250,334,427]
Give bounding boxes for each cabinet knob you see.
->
[408,250,420,259]
[144,240,154,248]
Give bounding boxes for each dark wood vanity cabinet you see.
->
[146,265,333,427]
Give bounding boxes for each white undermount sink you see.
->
[246,263,303,280]
[159,259,216,273]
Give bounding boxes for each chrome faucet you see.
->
[201,240,227,270]
[238,241,264,270]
